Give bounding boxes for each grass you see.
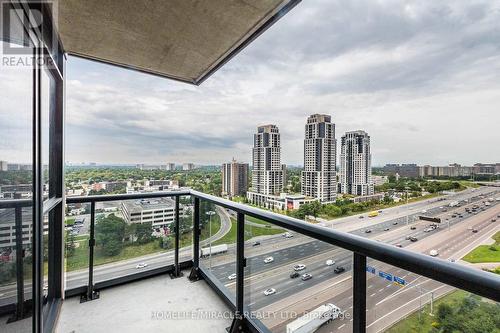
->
[318,193,441,220]
[65,218,75,226]
[246,215,275,227]
[385,290,468,333]
[212,218,284,246]
[462,231,500,263]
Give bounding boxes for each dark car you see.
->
[410,236,418,242]
[252,241,261,247]
[392,221,398,225]
[365,229,372,233]
[472,229,478,233]
[290,272,299,279]
[410,226,416,230]
[334,266,345,274]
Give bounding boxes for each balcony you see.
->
[1,1,499,333]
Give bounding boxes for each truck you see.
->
[286,303,341,333]
[200,244,228,258]
[449,201,459,207]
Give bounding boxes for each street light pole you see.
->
[206,210,216,270]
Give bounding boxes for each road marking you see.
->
[368,284,447,329]
[338,324,346,330]
[378,288,384,292]
[370,293,376,297]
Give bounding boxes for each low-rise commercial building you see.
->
[121,197,176,230]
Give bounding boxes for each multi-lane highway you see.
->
[1,186,498,332]
[198,186,499,332]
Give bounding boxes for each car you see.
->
[228,273,237,280]
[405,235,411,240]
[384,228,390,231]
[491,219,497,222]
[301,273,312,281]
[429,250,439,257]
[448,258,456,262]
[395,244,403,248]
[410,236,418,242]
[326,259,335,266]
[290,272,299,279]
[136,263,148,269]
[293,264,306,271]
[263,288,276,296]
[378,210,383,213]
[283,232,293,238]
[365,229,372,233]
[410,226,416,230]
[264,256,274,264]
[334,266,345,274]
[392,221,398,225]
[472,229,478,233]
[359,215,364,219]
[252,241,261,247]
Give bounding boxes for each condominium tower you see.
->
[222,159,249,197]
[301,114,337,202]
[339,130,374,196]
[247,125,284,206]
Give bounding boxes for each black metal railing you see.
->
[1,190,499,333]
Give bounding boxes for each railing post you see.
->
[170,196,182,278]
[229,212,249,333]
[188,197,201,281]
[81,201,99,302]
[353,253,367,333]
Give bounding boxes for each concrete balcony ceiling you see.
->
[55,0,298,84]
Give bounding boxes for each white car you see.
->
[264,256,274,264]
[326,259,335,266]
[264,288,276,296]
[136,263,148,269]
[283,232,293,238]
[228,273,237,280]
[293,264,306,271]
[429,250,439,257]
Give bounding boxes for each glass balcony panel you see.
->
[198,200,236,300]
[92,198,177,284]
[64,202,90,289]
[245,222,353,332]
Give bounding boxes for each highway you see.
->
[209,187,498,333]
[1,186,498,332]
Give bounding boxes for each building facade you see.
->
[182,163,195,171]
[339,130,374,196]
[247,125,285,208]
[166,163,176,171]
[222,159,249,198]
[301,114,337,203]
[383,164,419,178]
[121,197,176,230]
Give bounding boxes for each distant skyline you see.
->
[2,1,500,165]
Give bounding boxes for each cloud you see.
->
[2,0,500,166]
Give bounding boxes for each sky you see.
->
[2,0,500,166]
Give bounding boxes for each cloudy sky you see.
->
[2,0,500,166]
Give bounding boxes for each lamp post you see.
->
[206,210,216,270]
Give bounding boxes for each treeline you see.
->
[65,167,222,196]
[375,176,463,194]
[289,196,394,220]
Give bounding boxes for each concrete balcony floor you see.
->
[56,271,232,333]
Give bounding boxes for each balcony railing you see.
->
[1,190,499,332]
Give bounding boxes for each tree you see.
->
[95,214,126,256]
[135,222,153,244]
